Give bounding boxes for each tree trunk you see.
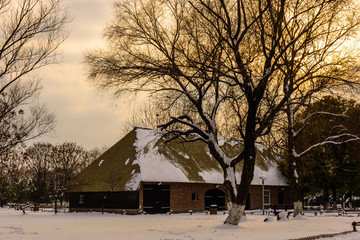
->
[292,187,303,217]
[323,188,330,209]
[332,186,337,210]
[224,203,245,225]
[287,154,303,217]
[286,99,303,217]
[54,196,58,214]
[222,128,257,225]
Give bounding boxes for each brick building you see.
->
[66,127,291,214]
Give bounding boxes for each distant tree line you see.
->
[0,0,70,209]
[0,142,100,208]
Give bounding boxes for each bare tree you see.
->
[0,0,68,158]
[267,0,360,216]
[85,0,360,225]
[51,142,99,213]
[0,148,29,205]
[24,143,54,185]
[23,142,55,203]
[0,82,56,157]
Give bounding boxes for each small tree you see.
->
[24,143,55,204]
[0,149,30,205]
[51,142,99,213]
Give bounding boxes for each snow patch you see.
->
[293,214,306,220]
[294,169,299,183]
[252,162,287,186]
[255,142,266,153]
[198,170,223,184]
[277,212,289,221]
[98,160,105,167]
[179,151,189,159]
[240,215,247,222]
[125,158,130,165]
[125,173,141,190]
[134,128,189,183]
[132,160,139,165]
[218,137,226,146]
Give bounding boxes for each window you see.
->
[264,190,270,205]
[192,192,198,201]
[79,195,84,204]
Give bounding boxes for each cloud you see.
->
[31,0,132,149]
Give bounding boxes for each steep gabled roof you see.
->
[66,127,287,192]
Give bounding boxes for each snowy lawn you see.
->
[1,208,360,240]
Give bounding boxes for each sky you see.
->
[32,0,360,151]
[34,0,135,150]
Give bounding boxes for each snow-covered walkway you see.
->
[1,208,360,240]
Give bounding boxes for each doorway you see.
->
[143,184,170,213]
[204,189,226,210]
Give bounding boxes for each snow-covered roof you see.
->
[67,127,287,192]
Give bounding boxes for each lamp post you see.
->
[259,175,267,215]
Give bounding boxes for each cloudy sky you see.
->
[35,0,134,150]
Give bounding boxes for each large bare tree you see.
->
[0,0,68,157]
[86,0,359,225]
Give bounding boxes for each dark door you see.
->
[204,189,226,210]
[245,193,250,210]
[143,184,170,213]
[278,188,284,204]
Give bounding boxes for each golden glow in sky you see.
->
[34,0,132,149]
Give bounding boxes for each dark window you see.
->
[192,192,198,201]
[79,195,84,204]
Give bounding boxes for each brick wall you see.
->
[170,182,225,213]
[248,185,291,209]
[140,181,291,213]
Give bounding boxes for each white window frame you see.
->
[264,190,270,205]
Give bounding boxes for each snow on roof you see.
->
[67,127,287,193]
[126,128,287,189]
[133,128,191,185]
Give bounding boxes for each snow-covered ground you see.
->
[1,207,360,240]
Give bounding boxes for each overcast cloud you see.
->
[34,0,132,150]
